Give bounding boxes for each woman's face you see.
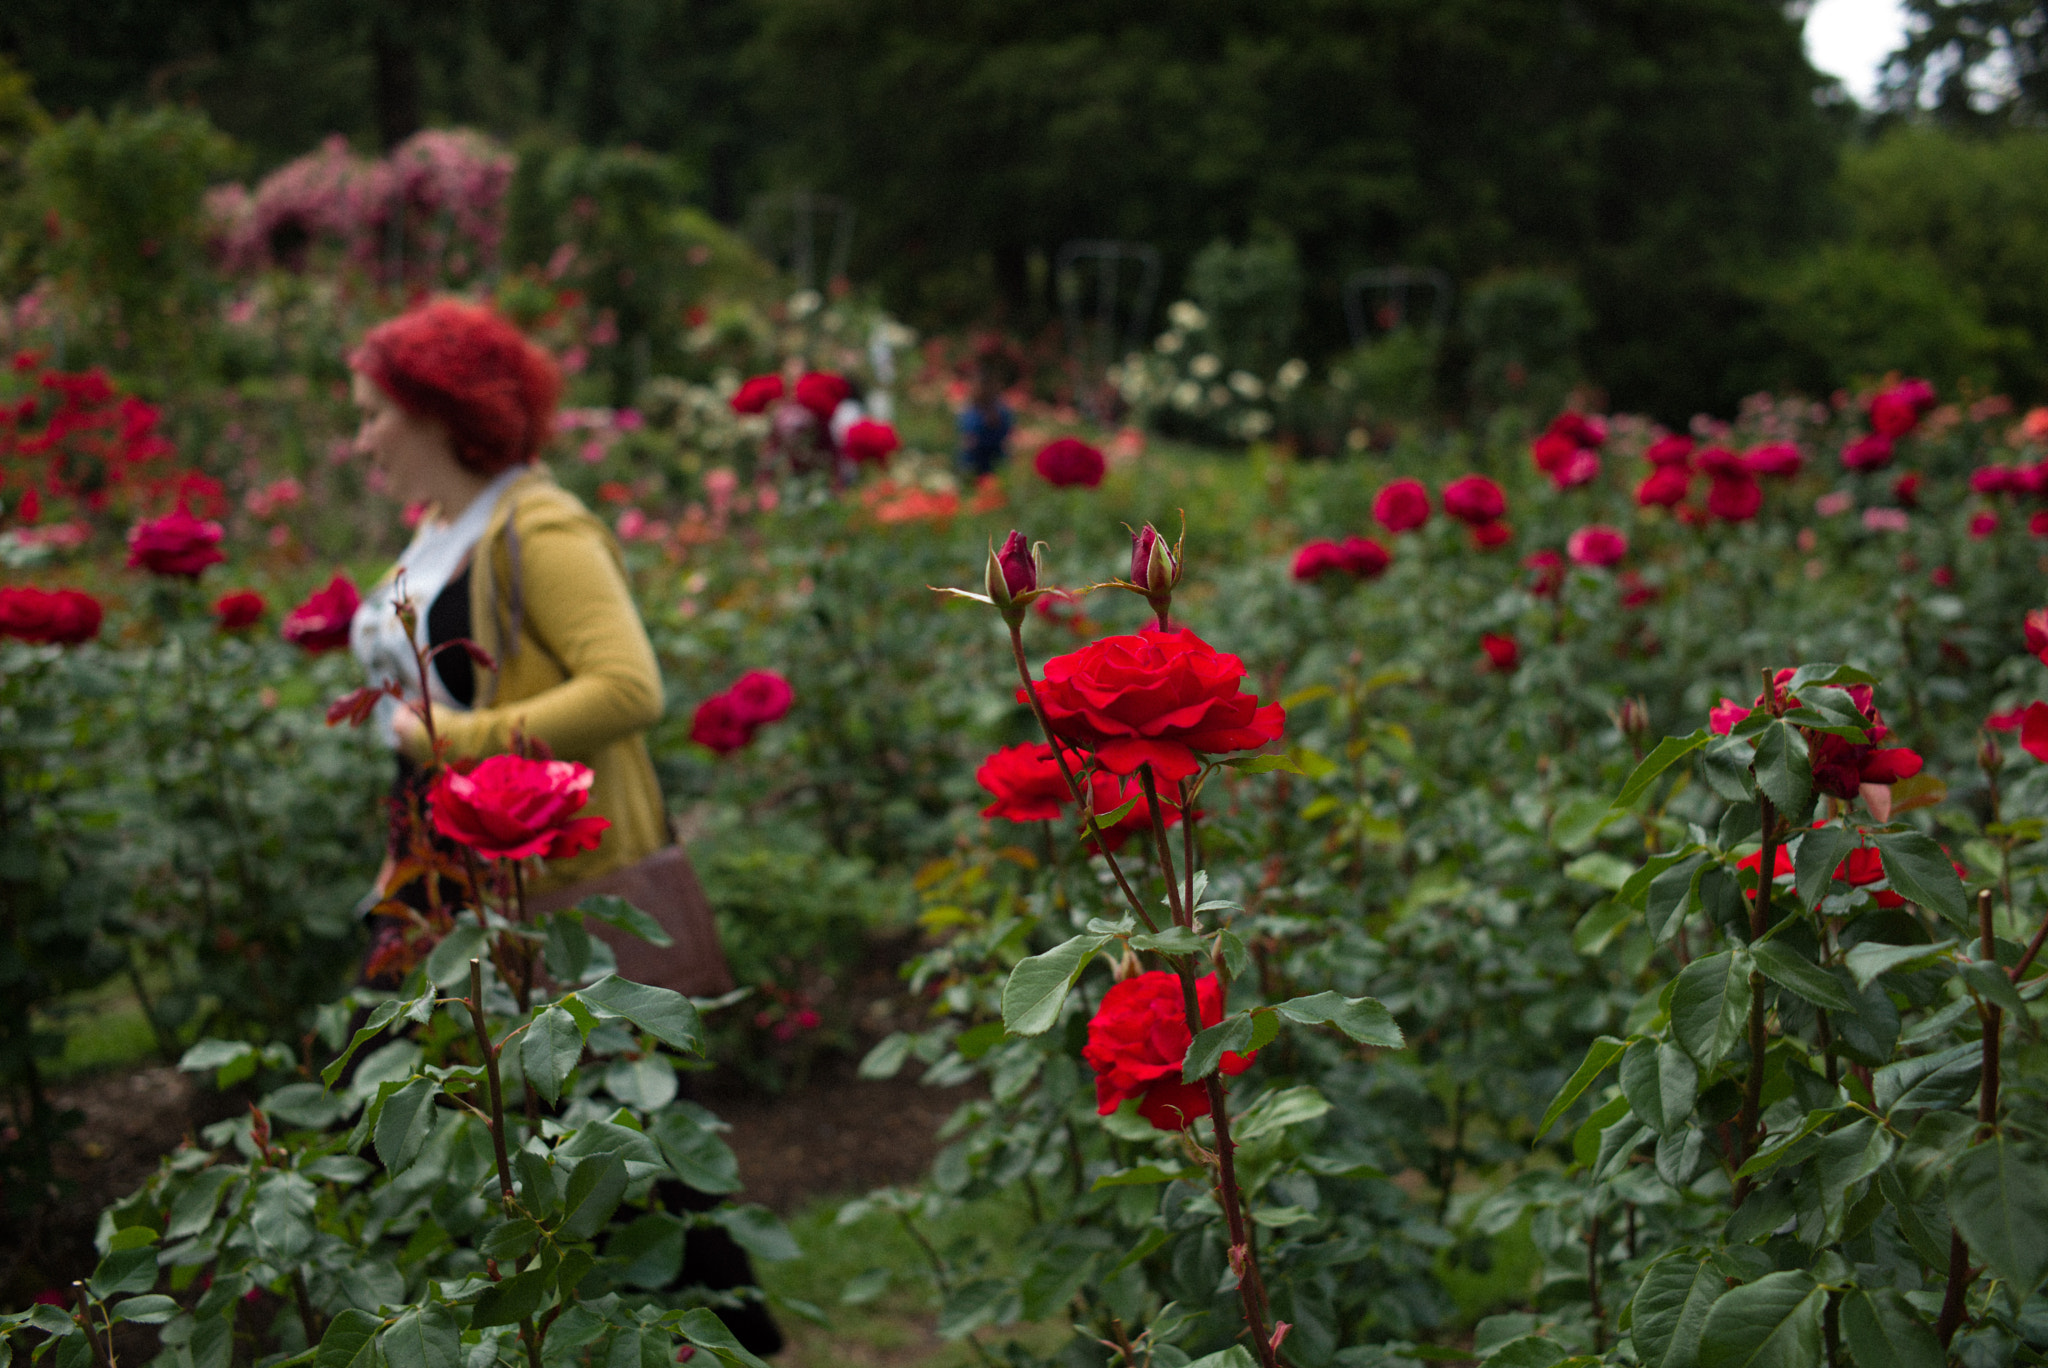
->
[351,370,458,505]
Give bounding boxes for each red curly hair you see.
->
[350,299,562,476]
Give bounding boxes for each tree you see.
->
[1878,0,2048,126]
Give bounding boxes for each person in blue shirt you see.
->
[957,343,1018,476]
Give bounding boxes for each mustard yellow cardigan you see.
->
[414,466,669,890]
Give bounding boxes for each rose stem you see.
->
[1733,668,1781,1202]
[467,958,545,1368]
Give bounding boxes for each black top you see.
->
[427,563,475,708]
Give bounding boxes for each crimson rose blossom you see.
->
[1636,466,1691,508]
[1971,512,1999,540]
[1752,672,1922,798]
[1372,478,1431,533]
[1442,475,1506,526]
[429,754,610,862]
[1034,437,1106,489]
[690,693,752,754]
[213,590,265,631]
[1744,443,1802,477]
[128,507,225,578]
[2026,609,2048,664]
[841,419,900,465]
[792,371,851,420]
[1524,550,1565,597]
[1709,698,1750,735]
[1567,525,1627,567]
[1083,971,1255,1130]
[1292,536,1389,581]
[1869,379,1936,439]
[1706,472,1762,522]
[730,374,784,414]
[0,586,102,645]
[1025,628,1285,782]
[726,669,794,725]
[1644,435,1694,467]
[1841,434,1894,471]
[976,743,1070,822]
[281,575,361,653]
[1481,633,1519,672]
[2021,702,2048,763]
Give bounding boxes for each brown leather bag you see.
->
[527,845,735,997]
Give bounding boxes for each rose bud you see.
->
[996,529,1038,598]
[1130,523,1179,622]
[985,529,1046,625]
[1981,731,2005,776]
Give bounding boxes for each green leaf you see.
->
[1870,831,1967,926]
[578,894,674,948]
[88,1246,157,1297]
[1792,827,1858,912]
[381,1305,461,1368]
[1947,1136,2048,1295]
[1090,1164,1185,1190]
[515,1149,561,1218]
[709,1205,802,1262]
[321,1000,403,1088]
[1631,1252,1725,1368]
[1623,846,1705,909]
[250,1172,318,1261]
[1697,1270,1823,1368]
[1844,939,1954,990]
[1273,991,1403,1046]
[314,1309,383,1368]
[1750,942,1852,1010]
[481,1219,540,1262]
[1182,1011,1255,1083]
[1224,746,1334,777]
[1611,730,1710,811]
[1751,722,1811,821]
[559,1151,629,1240]
[110,1296,178,1325]
[1646,854,1710,941]
[651,1110,742,1194]
[1537,1036,1628,1141]
[999,933,1110,1037]
[579,975,704,1054]
[424,924,488,988]
[1671,951,1749,1069]
[1786,663,1879,690]
[373,1077,438,1174]
[1573,900,1634,956]
[1182,1349,1259,1368]
[1874,1043,1979,1115]
[522,1005,585,1105]
[1620,1039,1699,1137]
[1552,792,1620,852]
[672,1307,771,1368]
[543,912,593,984]
[1840,1290,1942,1368]
[470,1270,546,1329]
[1129,926,1208,955]
[1700,735,1758,803]
[1565,854,1635,892]
[1961,962,2028,1016]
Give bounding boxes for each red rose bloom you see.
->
[841,419,901,465]
[1971,511,1999,539]
[1531,432,1578,475]
[1083,971,1255,1130]
[1972,466,2016,496]
[1710,698,1749,735]
[1291,540,1345,581]
[1025,628,1285,782]
[1372,478,1431,533]
[690,693,752,754]
[1706,472,1763,522]
[1524,550,1565,597]
[1336,535,1391,577]
[428,754,610,862]
[1567,524,1627,567]
[1471,520,1512,549]
[281,575,361,653]
[2034,511,2048,538]
[213,590,266,631]
[726,669,794,726]
[792,372,852,421]
[1644,435,1695,467]
[1547,412,1608,448]
[127,507,225,578]
[1796,683,1923,798]
[1842,434,1894,471]
[1635,466,1692,508]
[2022,702,2048,763]
[1442,475,1506,526]
[0,586,102,645]
[1893,472,1922,507]
[730,374,785,415]
[2026,609,2048,663]
[1034,437,1106,489]
[977,743,1071,822]
[1744,443,1802,477]
[995,529,1038,597]
[1551,449,1601,489]
[1481,633,1519,671]
[1835,845,1886,888]
[1869,380,1935,439]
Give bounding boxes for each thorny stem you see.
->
[1139,766,1186,927]
[290,1268,325,1347]
[73,1282,112,1368]
[2012,900,2048,983]
[466,958,517,1209]
[1936,888,2006,1347]
[1734,668,1783,1203]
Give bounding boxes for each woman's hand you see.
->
[393,705,431,760]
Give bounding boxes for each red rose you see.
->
[1869,387,1927,439]
[1635,466,1692,508]
[1567,525,1627,567]
[1706,472,1762,522]
[1336,535,1390,577]
[1034,437,1106,489]
[995,529,1038,598]
[1619,571,1659,609]
[0,586,102,645]
[792,372,852,420]
[1084,772,1186,855]
[731,374,785,415]
[1442,475,1506,526]
[1972,466,2016,496]
[1471,520,1512,549]
[1988,707,2026,732]
[1744,443,1802,477]
[1025,628,1285,782]
[1531,432,1578,475]
[2022,702,2048,763]
[1546,411,1608,448]
[2034,511,2048,538]
[2027,609,2048,662]
[1644,435,1694,467]
[977,743,1071,822]
[842,419,901,465]
[1842,434,1894,471]
[127,507,225,578]
[1695,446,1743,478]
[1291,540,1345,581]
[281,575,361,653]
[690,693,752,754]
[1738,844,1793,901]
[1709,698,1749,735]
[1835,845,1886,888]
[213,590,266,632]
[1524,550,1565,597]
[1481,633,1519,671]
[726,669,793,726]
[1893,472,1922,507]
[1971,511,1999,540]
[428,754,610,862]
[1795,683,1922,798]
[1082,970,1254,1130]
[1372,478,1431,533]
[1551,449,1600,489]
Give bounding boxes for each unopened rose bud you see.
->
[1130,523,1179,625]
[995,529,1037,599]
[1981,732,2005,775]
[1131,525,1159,586]
[1613,696,1650,751]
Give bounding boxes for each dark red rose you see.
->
[1893,472,1922,507]
[842,419,901,465]
[1034,437,1106,489]
[1524,550,1565,597]
[1972,465,2016,496]
[1546,411,1608,448]
[1870,380,1935,438]
[281,575,360,653]
[1291,540,1345,581]
[1567,525,1627,566]
[730,374,785,414]
[428,754,610,862]
[977,743,1071,822]
[0,586,102,645]
[2027,609,2048,663]
[213,590,266,631]
[1551,449,1600,489]
[793,372,852,420]
[1636,466,1692,508]
[2022,702,2048,763]
[996,529,1037,598]
[726,669,793,726]
[1372,478,1431,533]
[1083,970,1254,1130]
[127,507,225,578]
[1531,432,1578,475]
[1619,571,1659,609]
[1025,628,1285,781]
[1336,535,1390,577]
[1790,683,1923,799]
[1706,472,1762,522]
[1442,474,1506,526]
[1835,844,1886,888]
[1842,434,1894,471]
[2034,511,2048,538]
[1744,443,1803,477]
[1644,435,1695,467]
[690,693,752,754]
[1481,633,1519,671]
[1971,512,1999,539]
[1695,446,1744,478]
